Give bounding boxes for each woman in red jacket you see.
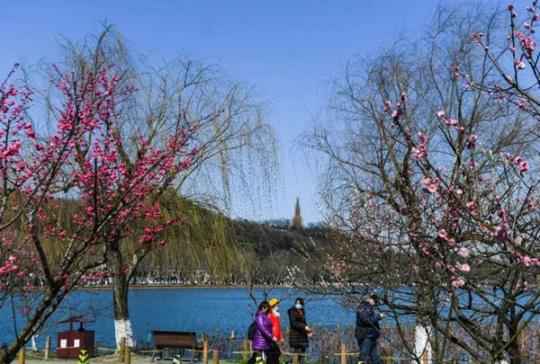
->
[267,298,283,364]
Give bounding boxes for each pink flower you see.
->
[438,229,456,246]
[494,224,509,241]
[516,31,536,57]
[511,155,529,173]
[436,110,459,127]
[466,201,477,215]
[445,118,458,126]
[515,60,526,70]
[466,134,477,149]
[451,277,465,288]
[518,255,540,267]
[422,177,439,193]
[457,247,470,258]
[438,229,449,240]
[456,263,471,272]
[413,133,428,160]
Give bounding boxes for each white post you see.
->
[31,335,38,352]
[415,324,432,364]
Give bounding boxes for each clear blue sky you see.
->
[2,0,493,223]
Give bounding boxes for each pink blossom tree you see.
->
[0,39,201,363]
[306,4,540,363]
[52,28,275,348]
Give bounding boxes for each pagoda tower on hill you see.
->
[289,197,303,231]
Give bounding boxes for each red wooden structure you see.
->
[56,315,95,359]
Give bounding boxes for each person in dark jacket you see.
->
[288,297,312,364]
[355,294,383,364]
[249,301,276,364]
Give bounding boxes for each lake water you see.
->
[0,288,355,350]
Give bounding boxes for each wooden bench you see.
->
[151,331,202,362]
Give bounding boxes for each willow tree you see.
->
[47,28,277,348]
[126,194,244,285]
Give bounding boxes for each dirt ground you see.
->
[23,354,238,364]
[24,353,155,364]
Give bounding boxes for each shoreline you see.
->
[77,284,298,291]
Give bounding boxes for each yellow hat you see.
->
[269,298,280,307]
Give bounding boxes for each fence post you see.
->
[340,343,347,364]
[44,336,51,361]
[202,336,209,364]
[120,337,126,363]
[293,354,299,364]
[18,347,25,364]
[125,345,131,364]
[212,349,219,364]
[242,340,250,362]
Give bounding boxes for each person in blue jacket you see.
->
[355,294,383,364]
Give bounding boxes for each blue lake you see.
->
[0,288,355,349]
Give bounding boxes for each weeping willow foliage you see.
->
[34,191,243,280]
[134,190,244,279]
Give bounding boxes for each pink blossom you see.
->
[451,277,465,288]
[422,177,439,193]
[512,155,529,173]
[457,247,470,258]
[466,201,477,215]
[438,229,449,240]
[515,60,527,70]
[517,255,540,267]
[445,118,458,126]
[435,110,459,127]
[456,263,471,272]
[515,31,536,57]
[494,224,509,241]
[413,132,428,160]
[466,134,477,149]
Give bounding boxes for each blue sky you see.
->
[2,0,502,223]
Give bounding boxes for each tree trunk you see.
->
[0,342,18,364]
[108,245,136,349]
[415,323,432,364]
[508,328,522,364]
[0,288,65,364]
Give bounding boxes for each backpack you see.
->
[247,321,257,340]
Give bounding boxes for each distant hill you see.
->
[37,192,333,286]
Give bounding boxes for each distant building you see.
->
[289,197,304,231]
